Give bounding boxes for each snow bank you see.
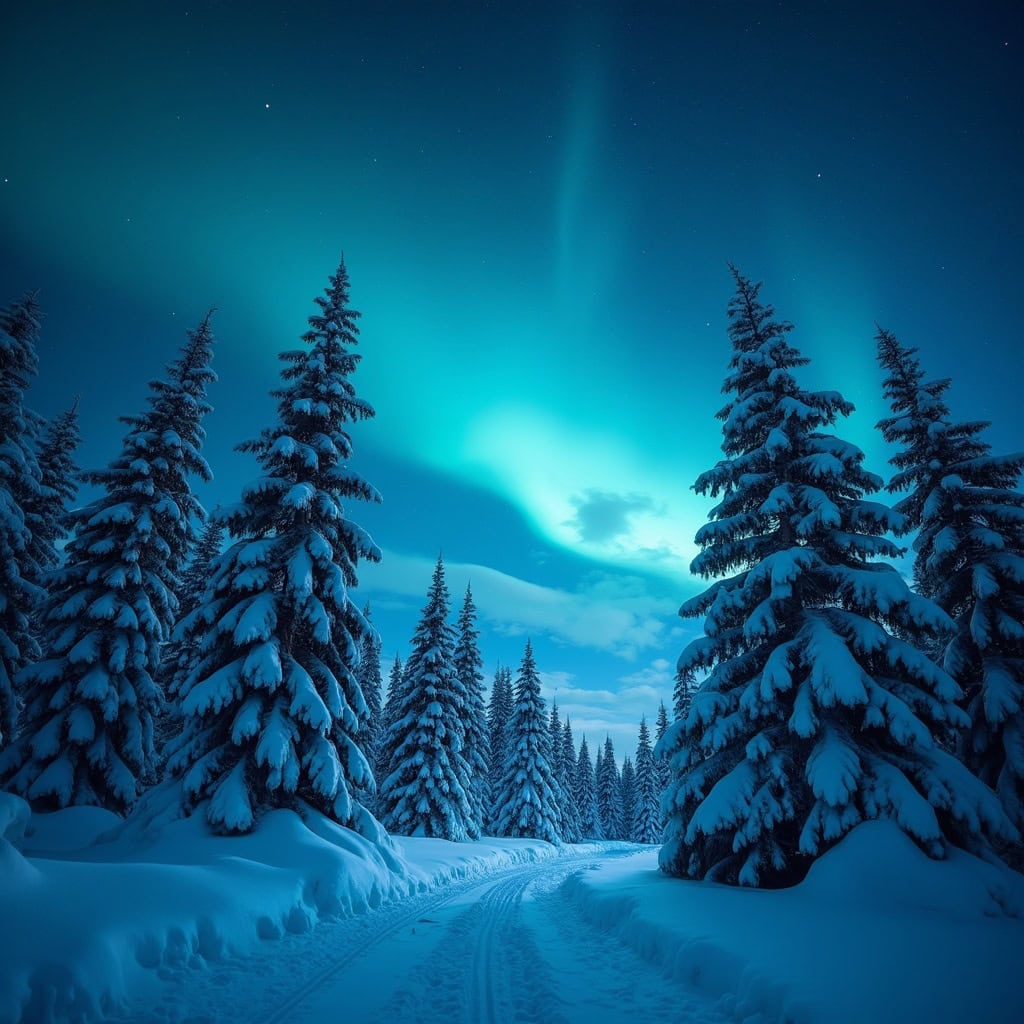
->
[0,786,410,1024]
[0,786,607,1024]
[567,821,1024,1024]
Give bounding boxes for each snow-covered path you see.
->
[113,849,734,1024]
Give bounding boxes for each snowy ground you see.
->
[3,790,1024,1024]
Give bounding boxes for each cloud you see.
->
[359,549,677,660]
[566,489,656,544]
[532,665,674,765]
[618,657,674,690]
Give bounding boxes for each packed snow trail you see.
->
[112,849,742,1024]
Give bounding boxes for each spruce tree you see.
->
[2,314,216,811]
[178,520,225,623]
[877,328,1024,832]
[454,584,490,837]
[653,701,671,825]
[0,295,44,748]
[356,603,384,801]
[661,270,1013,886]
[378,653,403,786]
[619,755,636,842]
[27,398,82,581]
[547,699,567,837]
[575,734,602,839]
[487,664,513,832]
[559,715,583,842]
[494,640,561,842]
[633,716,661,843]
[166,262,381,835]
[163,519,225,704]
[597,735,624,840]
[379,557,476,840]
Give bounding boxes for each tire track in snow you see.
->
[386,858,595,1024]
[114,850,640,1024]
[470,873,528,1024]
[255,885,457,1024]
[259,854,604,1024]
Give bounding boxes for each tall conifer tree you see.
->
[877,328,1024,833]
[633,716,661,843]
[559,715,583,842]
[487,664,513,833]
[494,641,561,842]
[598,735,624,840]
[166,264,381,835]
[355,603,384,802]
[27,398,81,582]
[0,295,44,748]
[653,701,671,825]
[661,270,1013,886]
[379,557,476,840]
[3,314,216,810]
[378,653,403,786]
[619,755,636,841]
[454,584,490,836]
[575,734,602,839]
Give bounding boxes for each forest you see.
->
[2,260,1021,892]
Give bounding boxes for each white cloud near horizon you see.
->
[358,549,679,660]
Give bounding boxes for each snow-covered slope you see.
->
[567,820,1024,1024]
[0,787,587,1024]
[4,787,1022,1024]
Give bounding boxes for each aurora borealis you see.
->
[2,1,1021,755]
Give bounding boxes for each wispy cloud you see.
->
[535,661,679,765]
[359,550,677,660]
[566,489,657,544]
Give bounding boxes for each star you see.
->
[264,103,270,109]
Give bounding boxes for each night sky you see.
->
[2,1,1021,759]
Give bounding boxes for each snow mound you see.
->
[568,822,1024,1024]
[801,818,1024,919]
[0,793,39,888]
[562,863,806,1024]
[0,785,409,1024]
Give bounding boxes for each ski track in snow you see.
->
[111,850,742,1024]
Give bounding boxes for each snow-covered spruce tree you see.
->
[633,716,661,843]
[179,520,225,621]
[494,640,561,841]
[125,311,216,584]
[559,715,583,842]
[378,653,403,786]
[575,734,602,839]
[660,269,1014,887]
[163,519,225,704]
[877,327,1024,832]
[1,314,217,811]
[167,263,383,835]
[379,557,476,840]
[454,584,490,836]
[26,398,82,582]
[654,701,671,825]
[355,603,384,807]
[620,755,636,840]
[546,699,568,837]
[0,295,44,748]
[598,735,624,840]
[487,664,513,832]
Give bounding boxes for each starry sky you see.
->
[2,1,1021,761]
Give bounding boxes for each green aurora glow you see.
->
[2,1,1021,752]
